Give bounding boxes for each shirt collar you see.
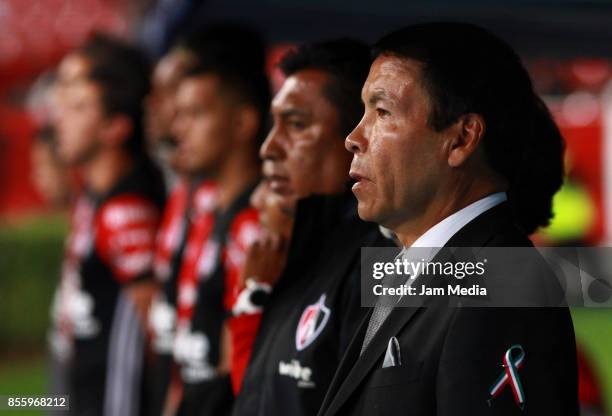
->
[410,192,507,248]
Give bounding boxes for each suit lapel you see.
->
[322,250,449,416]
[323,304,422,415]
[321,202,515,415]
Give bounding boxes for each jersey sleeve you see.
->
[95,194,162,284]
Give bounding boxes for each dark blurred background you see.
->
[0,0,610,414]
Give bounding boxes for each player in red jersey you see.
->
[144,31,217,416]
[146,176,217,416]
[49,34,165,416]
[147,27,271,415]
[143,25,270,416]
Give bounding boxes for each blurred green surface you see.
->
[0,214,67,352]
[0,214,66,415]
[572,308,612,412]
[0,356,46,416]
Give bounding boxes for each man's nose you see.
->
[260,126,285,161]
[345,119,367,154]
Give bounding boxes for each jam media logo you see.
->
[295,294,331,351]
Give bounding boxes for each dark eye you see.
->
[376,108,390,118]
[288,119,306,130]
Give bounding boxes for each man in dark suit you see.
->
[318,22,578,415]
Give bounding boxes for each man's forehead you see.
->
[178,74,220,97]
[155,51,192,87]
[66,79,99,100]
[153,57,178,86]
[58,53,90,83]
[362,55,423,100]
[271,69,329,112]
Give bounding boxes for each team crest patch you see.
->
[295,294,331,351]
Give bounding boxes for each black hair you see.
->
[78,33,151,158]
[374,22,564,235]
[183,26,271,147]
[177,22,267,73]
[278,39,371,138]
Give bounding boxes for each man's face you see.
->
[172,75,236,176]
[260,69,351,214]
[55,79,105,165]
[53,52,91,125]
[146,50,192,146]
[346,55,447,229]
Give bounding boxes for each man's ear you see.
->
[446,113,486,168]
[101,114,133,147]
[234,105,260,144]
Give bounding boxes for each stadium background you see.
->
[0,0,610,414]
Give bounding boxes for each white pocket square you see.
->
[382,336,402,368]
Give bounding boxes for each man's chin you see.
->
[176,159,206,178]
[356,202,396,231]
[181,166,207,180]
[276,195,297,219]
[356,202,377,223]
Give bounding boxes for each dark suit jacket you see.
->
[318,202,579,416]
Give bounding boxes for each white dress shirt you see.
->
[397,192,507,271]
[411,192,507,248]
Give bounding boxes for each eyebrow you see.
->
[278,108,309,118]
[366,89,391,106]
